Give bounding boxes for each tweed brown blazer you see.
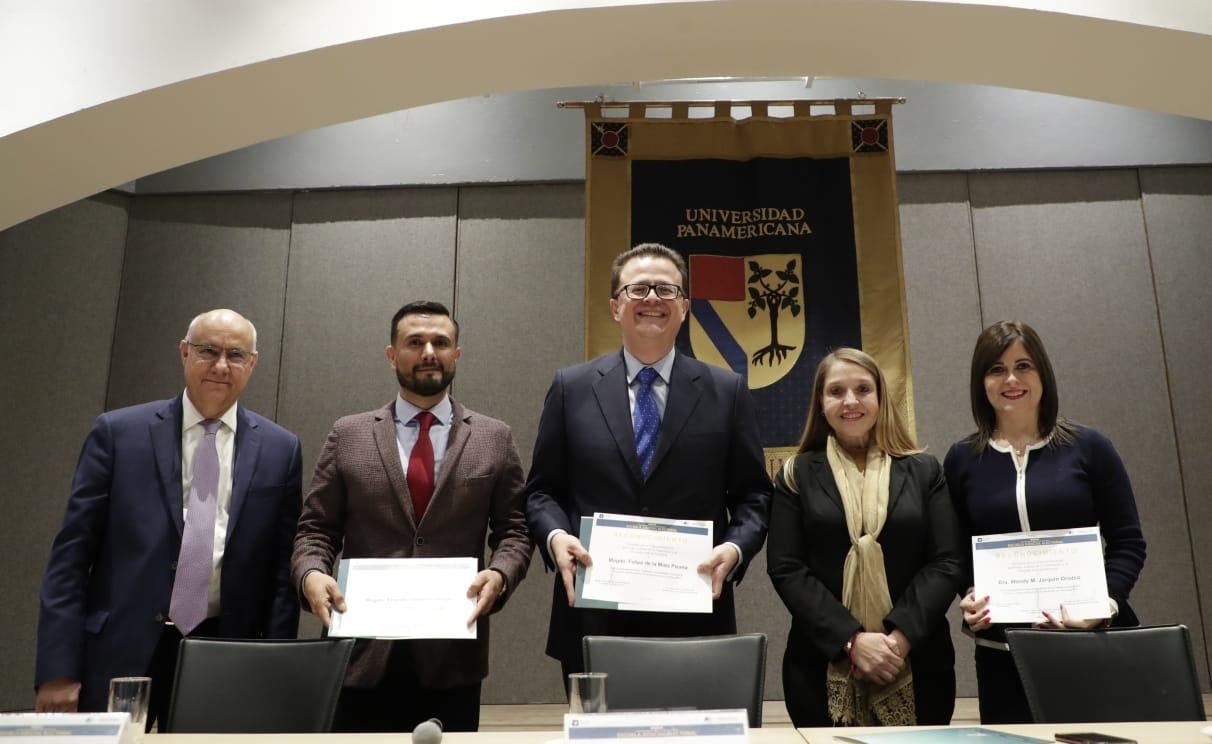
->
[292,398,532,689]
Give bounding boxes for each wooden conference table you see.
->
[798,721,1210,742]
[146,733,806,744]
[148,722,1212,744]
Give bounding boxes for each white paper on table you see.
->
[581,512,712,613]
[328,557,477,639]
[564,708,748,744]
[0,713,136,744]
[972,526,1111,623]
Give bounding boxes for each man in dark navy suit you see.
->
[35,309,302,727]
[526,243,772,679]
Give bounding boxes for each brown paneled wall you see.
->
[2,170,1209,712]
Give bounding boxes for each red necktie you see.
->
[407,412,436,521]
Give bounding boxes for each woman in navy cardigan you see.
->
[945,321,1147,724]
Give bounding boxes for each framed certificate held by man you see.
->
[574,512,713,613]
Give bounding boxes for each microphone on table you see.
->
[412,718,443,744]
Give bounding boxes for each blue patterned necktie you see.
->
[633,367,661,478]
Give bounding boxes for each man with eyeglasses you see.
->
[35,309,303,727]
[292,301,532,732]
[526,243,771,682]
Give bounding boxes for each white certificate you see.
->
[328,557,477,639]
[579,512,713,613]
[972,526,1112,623]
[0,713,136,744]
[565,708,748,744]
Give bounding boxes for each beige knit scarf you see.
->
[824,435,916,726]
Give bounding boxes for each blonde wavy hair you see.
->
[796,347,921,456]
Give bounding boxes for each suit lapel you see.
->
[807,453,846,516]
[647,353,703,478]
[373,401,417,527]
[150,397,185,536]
[226,406,261,539]
[592,352,644,482]
[887,456,908,517]
[432,400,471,508]
[808,451,908,521]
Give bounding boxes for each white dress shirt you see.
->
[622,347,675,419]
[393,393,454,480]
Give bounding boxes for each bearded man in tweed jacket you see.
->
[292,301,532,732]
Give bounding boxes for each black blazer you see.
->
[525,350,772,667]
[767,450,962,726]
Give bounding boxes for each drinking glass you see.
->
[568,672,608,713]
[107,677,152,736]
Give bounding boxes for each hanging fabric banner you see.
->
[578,99,912,474]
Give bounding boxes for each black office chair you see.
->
[163,637,355,732]
[1006,624,1204,723]
[582,634,767,727]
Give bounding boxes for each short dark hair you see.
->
[610,243,688,296]
[967,320,1075,450]
[390,301,459,343]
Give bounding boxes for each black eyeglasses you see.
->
[186,341,255,367]
[615,283,684,301]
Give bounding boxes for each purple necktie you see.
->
[634,367,660,478]
[170,419,221,635]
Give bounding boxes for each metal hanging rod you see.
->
[557,97,906,109]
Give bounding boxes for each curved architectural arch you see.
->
[2,0,1210,230]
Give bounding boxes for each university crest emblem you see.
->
[687,253,805,390]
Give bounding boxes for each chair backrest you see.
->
[581,634,767,727]
[1006,624,1204,723]
[164,637,355,733]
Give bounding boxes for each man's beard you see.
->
[397,364,454,397]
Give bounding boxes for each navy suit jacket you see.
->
[525,350,771,667]
[36,395,302,711]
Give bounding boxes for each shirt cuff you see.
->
[300,568,323,597]
[723,541,743,581]
[546,528,568,559]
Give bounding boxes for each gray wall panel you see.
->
[453,184,585,462]
[733,549,790,702]
[280,187,458,490]
[898,173,983,452]
[280,187,458,640]
[110,194,293,417]
[0,194,128,712]
[897,172,983,696]
[969,170,1207,684]
[454,183,584,702]
[1140,166,1212,679]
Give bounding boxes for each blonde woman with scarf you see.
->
[768,348,963,727]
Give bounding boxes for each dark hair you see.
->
[610,243,688,296]
[797,347,921,456]
[390,301,459,343]
[967,320,1076,450]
